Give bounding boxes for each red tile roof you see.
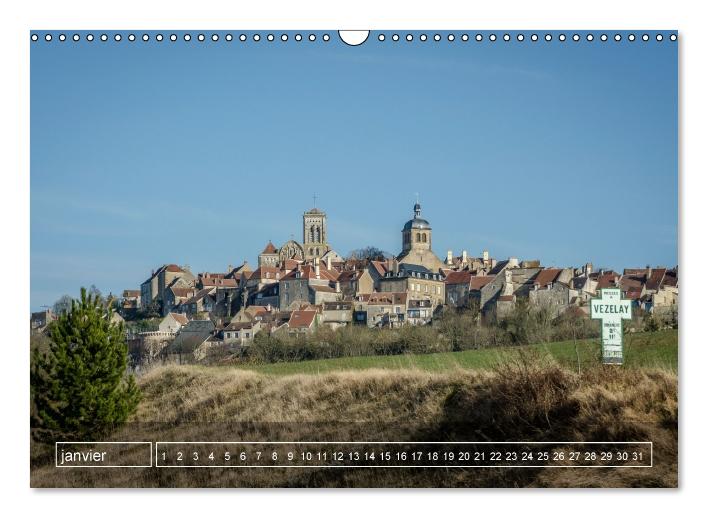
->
[183,288,215,305]
[170,287,197,298]
[645,268,667,291]
[169,312,189,325]
[663,270,678,287]
[282,259,301,270]
[595,272,619,290]
[469,276,495,290]
[262,241,277,254]
[444,271,472,285]
[369,261,388,277]
[534,268,562,287]
[165,264,183,273]
[246,305,271,316]
[288,310,318,329]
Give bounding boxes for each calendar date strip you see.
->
[155,441,652,468]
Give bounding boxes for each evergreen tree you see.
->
[31,287,141,442]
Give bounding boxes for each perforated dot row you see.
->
[31,32,335,43]
[31,32,678,43]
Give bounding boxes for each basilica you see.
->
[258,205,342,268]
[258,201,444,270]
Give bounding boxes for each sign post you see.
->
[590,288,632,364]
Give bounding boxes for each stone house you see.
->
[406,298,434,325]
[479,261,538,321]
[30,309,55,333]
[284,310,319,335]
[352,294,371,325]
[159,312,189,334]
[120,290,141,316]
[246,266,282,291]
[337,268,375,298]
[445,271,494,308]
[140,264,195,311]
[368,260,389,290]
[321,301,353,329]
[571,276,598,303]
[162,319,215,364]
[378,263,445,308]
[179,287,216,317]
[221,320,262,345]
[279,263,340,309]
[251,282,280,308]
[366,292,407,328]
[529,280,573,317]
[163,286,197,315]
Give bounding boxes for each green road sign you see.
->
[590,288,632,364]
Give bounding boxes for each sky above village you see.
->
[30,31,677,310]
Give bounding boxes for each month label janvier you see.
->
[56,442,152,467]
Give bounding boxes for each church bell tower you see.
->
[303,202,330,261]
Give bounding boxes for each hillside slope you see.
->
[31,354,678,488]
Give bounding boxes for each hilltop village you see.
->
[31,202,679,364]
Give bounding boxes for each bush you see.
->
[31,288,141,442]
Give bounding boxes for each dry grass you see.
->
[31,357,677,488]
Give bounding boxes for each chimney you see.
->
[315,262,320,278]
[228,264,233,272]
[482,250,489,262]
[326,255,332,270]
[392,259,399,275]
[462,250,468,263]
[503,269,514,296]
[446,250,453,265]
[335,281,341,293]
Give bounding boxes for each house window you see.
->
[416,233,421,242]
[245,332,250,338]
[235,332,239,338]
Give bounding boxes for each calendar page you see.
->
[29,28,678,488]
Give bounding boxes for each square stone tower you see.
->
[303,207,330,261]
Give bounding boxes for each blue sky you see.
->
[30,31,677,310]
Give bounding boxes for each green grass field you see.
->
[230,329,678,376]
